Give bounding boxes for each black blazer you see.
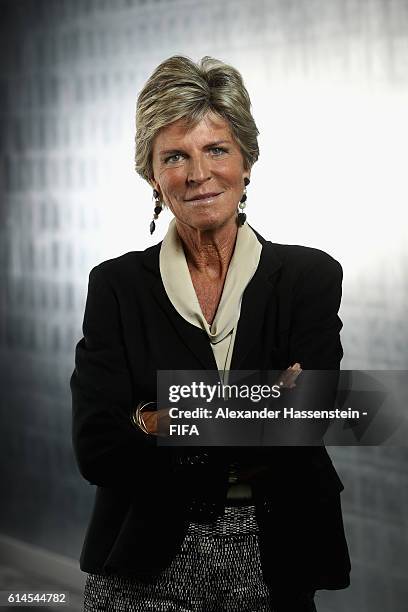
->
[71,226,351,591]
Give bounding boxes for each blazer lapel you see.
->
[141,243,218,370]
[230,227,282,370]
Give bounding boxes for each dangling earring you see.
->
[150,189,163,234]
[237,177,250,226]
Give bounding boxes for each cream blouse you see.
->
[160,218,262,384]
[159,217,262,500]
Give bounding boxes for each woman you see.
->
[71,55,350,611]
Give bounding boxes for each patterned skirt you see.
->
[83,504,272,612]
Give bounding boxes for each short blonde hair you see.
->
[135,55,259,184]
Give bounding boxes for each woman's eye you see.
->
[165,153,184,163]
[211,147,226,155]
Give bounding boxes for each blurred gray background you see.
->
[0,0,407,611]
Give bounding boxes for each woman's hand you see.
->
[276,362,302,389]
[140,408,171,436]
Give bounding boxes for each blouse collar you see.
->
[159,217,262,344]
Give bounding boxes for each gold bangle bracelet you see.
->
[131,401,156,435]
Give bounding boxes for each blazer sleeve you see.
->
[70,264,158,487]
[283,254,344,442]
[289,254,343,370]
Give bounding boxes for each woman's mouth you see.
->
[184,192,222,204]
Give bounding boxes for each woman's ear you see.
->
[150,178,160,194]
[150,180,167,209]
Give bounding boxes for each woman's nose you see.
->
[186,155,211,183]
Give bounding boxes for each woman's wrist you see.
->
[131,401,157,435]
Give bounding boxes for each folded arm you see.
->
[71,264,162,487]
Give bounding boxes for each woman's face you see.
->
[151,112,249,233]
